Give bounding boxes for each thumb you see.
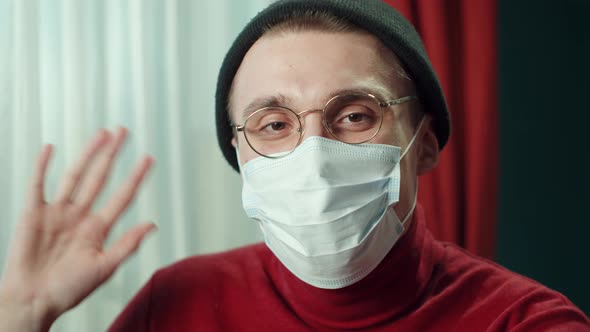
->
[101,223,157,281]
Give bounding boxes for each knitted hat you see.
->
[215,0,450,172]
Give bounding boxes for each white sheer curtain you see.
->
[0,1,272,331]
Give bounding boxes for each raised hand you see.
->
[0,128,155,332]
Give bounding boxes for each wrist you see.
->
[0,290,54,332]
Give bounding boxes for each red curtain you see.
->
[384,0,498,259]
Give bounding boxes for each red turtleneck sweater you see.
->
[108,205,590,331]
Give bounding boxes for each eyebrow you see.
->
[239,94,291,123]
[329,86,390,100]
[237,83,393,123]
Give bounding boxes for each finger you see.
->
[54,129,110,203]
[99,156,154,230]
[27,144,53,209]
[100,223,156,281]
[75,127,128,210]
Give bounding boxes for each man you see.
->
[0,1,588,331]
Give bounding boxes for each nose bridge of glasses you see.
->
[297,108,331,138]
[297,108,323,118]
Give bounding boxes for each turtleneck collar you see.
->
[267,203,437,330]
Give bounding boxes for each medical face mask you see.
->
[238,125,422,289]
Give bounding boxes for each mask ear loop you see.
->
[235,146,244,173]
[400,178,418,228]
[398,116,425,228]
[400,116,426,160]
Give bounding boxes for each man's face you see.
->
[230,30,437,219]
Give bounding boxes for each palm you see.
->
[20,207,114,313]
[0,128,154,324]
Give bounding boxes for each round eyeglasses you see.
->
[232,93,417,158]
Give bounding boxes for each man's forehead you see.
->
[230,31,410,119]
[251,31,410,79]
[235,80,394,122]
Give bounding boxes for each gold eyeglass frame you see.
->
[232,93,417,158]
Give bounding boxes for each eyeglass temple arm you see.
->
[380,95,417,107]
[232,124,245,131]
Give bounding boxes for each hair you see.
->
[229,10,424,126]
[263,9,364,35]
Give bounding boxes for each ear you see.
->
[416,116,439,175]
[231,124,239,148]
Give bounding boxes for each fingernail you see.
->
[118,126,128,137]
[147,224,158,237]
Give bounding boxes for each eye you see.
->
[335,105,377,125]
[344,112,369,123]
[268,122,286,131]
[327,103,380,136]
[261,121,289,133]
[245,108,298,141]
[256,119,295,141]
[324,94,382,141]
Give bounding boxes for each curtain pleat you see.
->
[385,0,498,259]
[0,1,272,331]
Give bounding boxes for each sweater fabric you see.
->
[108,205,590,331]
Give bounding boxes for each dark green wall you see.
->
[498,0,590,315]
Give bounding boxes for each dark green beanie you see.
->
[215,0,450,172]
